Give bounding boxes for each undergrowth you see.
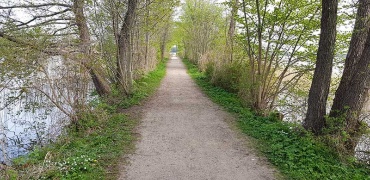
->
[1,59,167,179]
[183,58,370,180]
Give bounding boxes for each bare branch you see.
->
[3,18,73,33]
[0,31,72,56]
[0,3,71,9]
[17,8,71,27]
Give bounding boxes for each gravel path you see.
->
[119,56,276,180]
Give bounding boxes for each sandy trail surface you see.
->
[119,56,276,180]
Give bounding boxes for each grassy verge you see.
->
[183,58,370,180]
[2,60,167,179]
[118,59,167,108]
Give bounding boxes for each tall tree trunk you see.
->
[226,0,237,62]
[255,0,263,112]
[330,0,370,111]
[329,0,370,154]
[73,0,111,96]
[144,0,150,71]
[117,0,138,95]
[110,0,120,84]
[160,24,170,61]
[304,0,338,134]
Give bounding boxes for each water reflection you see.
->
[0,56,92,164]
[0,88,68,163]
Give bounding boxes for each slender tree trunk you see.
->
[226,0,237,63]
[160,24,170,61]
[329,0,370,154]
[117,0,138,95]
[255,0,263,112]
[111,2,119,46]
[304,0,338,134]
[144,0,150,71]
[73,0,111,96]
[135,21,140,72]
[110,0,120,84]
[241,0,255,109]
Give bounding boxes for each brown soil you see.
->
[119,56,277,180]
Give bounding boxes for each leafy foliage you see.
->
[178,0,225,63]
[235,0,321,112]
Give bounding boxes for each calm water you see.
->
[0,56,92,164]
[0,89,68,164]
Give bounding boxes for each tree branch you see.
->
[0,3,71,9]
[17,8,71,27]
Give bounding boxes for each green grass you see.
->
[183,58,370,180]
[3,60,167,180]
[118,59,167,108]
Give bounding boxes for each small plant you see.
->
[322,109,369,158]
[56,155,97,177]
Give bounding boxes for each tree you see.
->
[179,0,224,63]
[72,0,112,97]
[0,1,101,122]
[329,0,370,154]
[102,0,176,95]
[116,0,138,96]
[159,18,172,61]
[0,0,177,164]
[238,0,320,113]
[0,0,111,98]
[304,0,338,134]
[226,0,237,62]
[0,0,177,129]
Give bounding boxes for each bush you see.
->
[198,50,247,93]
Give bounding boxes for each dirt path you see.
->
[119,56,276,180]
